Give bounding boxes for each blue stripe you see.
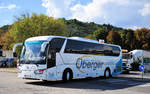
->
[112,58,122,75]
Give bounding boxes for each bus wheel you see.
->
[63,69,73,82]
[42,80,48,82]
[104,68,111,78]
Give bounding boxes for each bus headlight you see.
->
[18,70,22,73]
[34,68,46,74]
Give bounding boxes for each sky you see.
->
[0,0,150,29]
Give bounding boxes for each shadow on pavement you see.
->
[26,76,150,91]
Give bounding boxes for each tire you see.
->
[42,80,48,82]
[123,70,130,74]
[104,68,111,79]
[3,62,7,68]
[62,70,73,82]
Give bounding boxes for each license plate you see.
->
[24,75,31,78]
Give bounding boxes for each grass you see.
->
[0,67,17,70]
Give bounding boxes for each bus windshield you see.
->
[20,41,47,64]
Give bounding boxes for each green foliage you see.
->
[135,28,150,50]
[62,19,101,37]
[0,27,10,49]
[106,30,121,45]
[0,13,66,50]
[10,13,66,43]
[0,25,10,32]
[120,29,136,50]
[1,14,150,51]
[0,32,14,50]
[93,27,109,41]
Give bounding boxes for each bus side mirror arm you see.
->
[13,43,23,58]
[47,54,51,59]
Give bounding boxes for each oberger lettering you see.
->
[76,56,103,72]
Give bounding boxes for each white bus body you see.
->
[17,36,122,81]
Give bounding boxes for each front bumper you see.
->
[18,70,46,80]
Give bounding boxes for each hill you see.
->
[0,19,123,38]
[62,18,123,37]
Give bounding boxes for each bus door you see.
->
[46,38,65,80]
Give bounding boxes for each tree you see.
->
[1,13,67,50]
[135,28,150,50]
[0,25,10,32]
[0,28,9,49]
[0,32,14,50]
[10,13,66,43]
[106,30,121,45]
[126,29,136,50]
[93,27,109,42]
[84,34,95,39]
[120,29,136,51]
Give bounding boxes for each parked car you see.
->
[6,58,14,67]
[0,59,7,67]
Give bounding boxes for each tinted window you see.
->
[65,40,103,55]
[0,50,2,56]
[111,46,120,56]
[0,46,2,56]
[49,38,65,52]
[65,39,120,56]
[103,45,113,56]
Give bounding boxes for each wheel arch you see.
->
[62,67,73,79]
[104,67,112,77]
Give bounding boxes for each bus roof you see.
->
[25,36,66,42]
[25,36,121,48]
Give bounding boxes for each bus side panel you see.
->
[61,53,87,79]
[46,67,57,80]
[46,53,65,81]
[55,53,122,80]
[51,53,81,80]
[60,53,119,78]
[112,58,122,75]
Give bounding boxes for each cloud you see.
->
[139,3,150,16]
[70,0,136,23]
[70,0,104,22]
[42,0,74,18]
[0,4,17,10]
[128,26,142,30]
[42,0,131,21]
[41,0,150,28]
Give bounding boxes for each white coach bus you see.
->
[15,36,122,81]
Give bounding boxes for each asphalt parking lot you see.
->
[0,71,150,94]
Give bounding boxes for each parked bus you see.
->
[14,36,122,81]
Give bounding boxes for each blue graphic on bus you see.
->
[76,56,103,73]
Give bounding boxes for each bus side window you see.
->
[111,46,120,56]
[104,50,113,56]
[49,38,65,52]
